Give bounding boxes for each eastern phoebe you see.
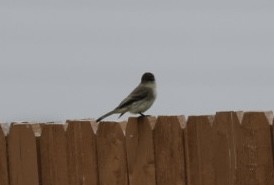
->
[96,72,156,122]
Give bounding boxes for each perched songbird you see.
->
[96,72,156,122]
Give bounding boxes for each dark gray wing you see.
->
[116,85,149,109]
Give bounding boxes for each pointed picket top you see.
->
[126,116,156,131]
[236,112,274,185]
[214,111,241,128]
[66,119,98,133]
[40,123,66,136]
[97,121,124,136]
[154,115,185,129]
[185,115,215,139]
[241,111,273,127]
[154,116,185,129]
[187,115,214,128]
[66,120,96,134]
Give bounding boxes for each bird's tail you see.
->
[96,110,116,122]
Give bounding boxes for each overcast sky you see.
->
[1,1,274,122]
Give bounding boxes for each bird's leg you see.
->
[139,112,146,117]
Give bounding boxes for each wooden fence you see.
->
[0,111,274,185]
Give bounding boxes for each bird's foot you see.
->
[138,113,152,117]
[139,113,145,117]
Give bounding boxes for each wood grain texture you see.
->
[40,124,68,185]
[126,116,156,185]
[212,112,241,185]
[185,115,215,185]
[154,116,186,185]
[1,112,274,185]
[66,120,98,185]
[236,112,274,185]
[7,124,39,185]
[96,122,128,185]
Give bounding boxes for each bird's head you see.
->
[141,72,155,83]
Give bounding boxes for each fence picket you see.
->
[0,112,273,185]
[212,112,241,185]
[154,116,186,185]
[185,116,215,185]
[66,120,98,185]
[7,124,39,185]
[126,117,156,185]
[40,124,68,185]
[96,122,128,185]
[236,112,274,185]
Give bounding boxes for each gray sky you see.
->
[1,1,274,122]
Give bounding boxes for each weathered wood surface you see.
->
[0,112,273,185]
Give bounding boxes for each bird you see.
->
[96,72,156,122]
